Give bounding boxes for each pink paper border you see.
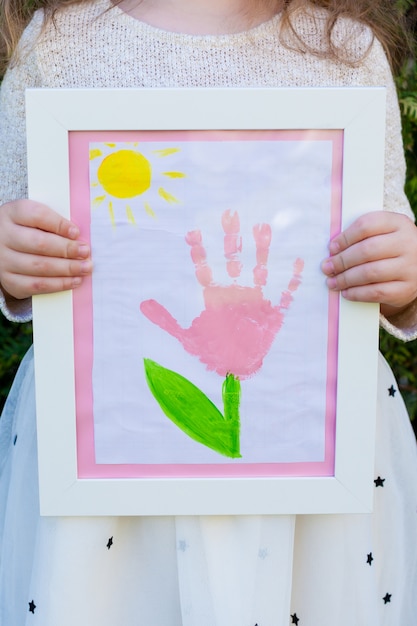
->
[70,129,342,479]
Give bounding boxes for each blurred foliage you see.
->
[380,0,417,428]
[0,1,417,429]
[0,317,32,409]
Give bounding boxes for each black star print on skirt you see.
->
[291,613,300,624]
[383,593,392,604]
[374,476,385,487]
[366,552,374,566]
[28,600,36,614]
[388,385,397,397]
[107,536,113,550]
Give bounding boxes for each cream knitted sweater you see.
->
[0,0,415,337]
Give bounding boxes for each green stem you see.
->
[222,373,241,455]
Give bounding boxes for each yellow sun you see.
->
[90,143,186,226]
[98,150,151,199]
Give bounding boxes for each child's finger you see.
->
[325,257,401,292]
[10,200,80,240]
[6,223,90,260]
[327,211,398,255]
[322,233,397,278]
[3,249,92,279]
[1,271,84,300]
[337,280,411,307]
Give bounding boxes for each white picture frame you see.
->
[26,87,384,516]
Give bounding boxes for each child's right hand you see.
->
[0,199,92,303]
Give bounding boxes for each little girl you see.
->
[1,1,417,625]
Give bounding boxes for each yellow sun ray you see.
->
[90,149,102,160]
[144,202,156,218]
[163,171,186,179]
[158,187,180,203]
[108,201,116,227]
[92,195,106,207]
[153,147,180,157]
[126,205,136,225]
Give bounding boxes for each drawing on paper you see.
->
[90,143,186,225]
[140,209,304,458]
[85,131,338,471]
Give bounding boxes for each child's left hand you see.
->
[321,211,417,319]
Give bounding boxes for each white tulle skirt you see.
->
[1,347,416,626]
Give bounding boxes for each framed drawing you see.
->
[26,87,385,516]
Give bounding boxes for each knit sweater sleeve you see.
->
[369,44,411,219]
[362,39,417,341]
[0,13,44,322]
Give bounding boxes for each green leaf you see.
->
[400,95,417,122]
[143,359,241,458]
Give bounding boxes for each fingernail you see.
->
[69,226,80,239]
[81,260,93,274]
[326,277,337,289]
[321,260,334,275]
[78,243,90,258]
[329,240,340,255]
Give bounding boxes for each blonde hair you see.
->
[0,0,412,74]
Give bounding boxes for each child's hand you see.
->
[0,199,92,302]
[321,211,417,318]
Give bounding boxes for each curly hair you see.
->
[0,0,412,74]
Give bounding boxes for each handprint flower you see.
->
[141,210,304,458]
[141,210,303,379]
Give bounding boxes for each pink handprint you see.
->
[140,210,304,380]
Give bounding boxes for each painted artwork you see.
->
[140,212,303,459]
[70,129,342,479]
